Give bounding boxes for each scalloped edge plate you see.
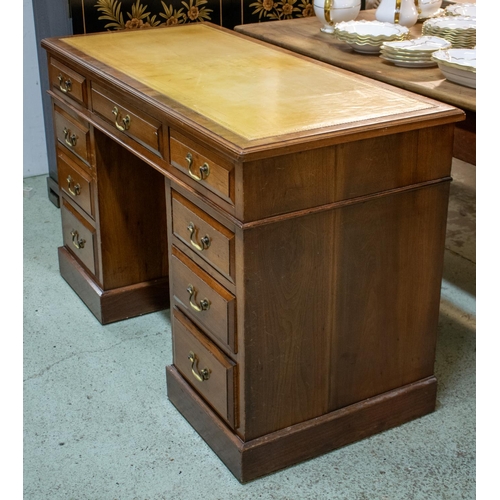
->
[335,20,409,39]
[444,3,476,18]
[380,55,437,68]
[381,36,452,52]
[423,15,476,31]
[431,48,476,72]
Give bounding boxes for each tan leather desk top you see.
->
[63,24,435,143]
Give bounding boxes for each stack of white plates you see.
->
[334,20,410,54]
[380,36,452,67]
[422,15,476,48]
[431,48,476,88]
[444,2,476,18]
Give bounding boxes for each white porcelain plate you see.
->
[432,48,476,88]
[431,48,476,72]
[423,15,476,31]
[380,55,437,67]
[439,66,476,88]
[382,36,451,52]
[347,42,383,54]
[445,3,476,18]
[335,20,409,39]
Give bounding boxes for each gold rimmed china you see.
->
[313,0,361,34]
[444,3,476,18]
[431,48,476,88]
[379,35,451,67]
[381,36,451,54]
[379,55,438,67]
[334,20,410,54]
[422,15,476,48]
[416,0,443,20]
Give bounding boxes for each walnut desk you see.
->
[235,11,476,165]
[42,23,463,482]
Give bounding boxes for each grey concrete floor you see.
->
[23,159,476,499]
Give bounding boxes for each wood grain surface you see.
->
[234,10,476,113]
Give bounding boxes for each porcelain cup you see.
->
[314,0,361,33]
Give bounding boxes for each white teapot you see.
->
[314,0,361,33]
[375,0,419,27]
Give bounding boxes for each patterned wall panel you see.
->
[69,0,327,33]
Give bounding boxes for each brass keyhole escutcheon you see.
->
[66,175,81,196]
[187,222,211,251]
[186,284,210,312]
[185,153,210,181]
[188,351,210,382]
[71,230,85,249]
[112,106,131,131]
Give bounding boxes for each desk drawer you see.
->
[172,308,237,428]
[91,85,162,155]
[170,130,234,205]
[57,149,94,218]
[49,58,87,106]
[171,246,236,353]
[61,198,97,276]
[54,106,91,165]
[172,190,235,281]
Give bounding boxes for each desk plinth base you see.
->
[166,365,437,483]
[58,246,169,324]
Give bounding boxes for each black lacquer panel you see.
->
[70,0,322,33]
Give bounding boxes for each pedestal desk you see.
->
[42,23,463,482]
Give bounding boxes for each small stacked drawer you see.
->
[168,138,238,429]
[48,57,87,108]
[51,60,97,279]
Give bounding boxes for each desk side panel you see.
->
[239,181,449,441]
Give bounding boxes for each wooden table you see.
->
[42,23,462,482]
[235,10,476,164]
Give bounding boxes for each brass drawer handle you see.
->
[188,351,211,382]
[66,175,81,196]
[187,222,211,251]
[58,74,72,93]
[186,284,210,312]
[63,127,77,147]
[111,106,131,131]
[185,153,210,181]
[71,230,85,249]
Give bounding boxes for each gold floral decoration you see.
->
[159,0,187,25]
[94,0,313,31]
[95,0,125,29]
[125,0,162,28]
[250,0,313,20]
[181,0,213,22]
[95,0,212,30]
[297,0,314,17]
